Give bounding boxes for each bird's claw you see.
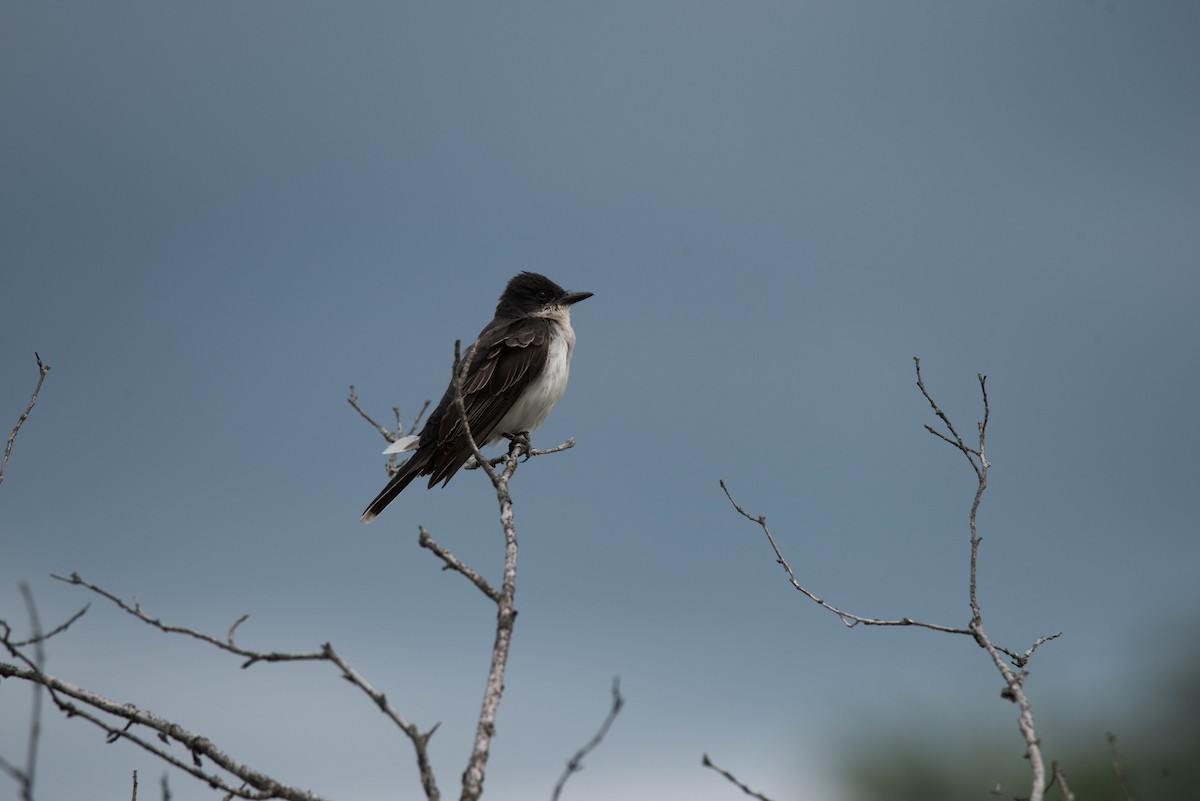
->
[504,431,533,460]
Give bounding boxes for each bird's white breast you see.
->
[491,317,575,441]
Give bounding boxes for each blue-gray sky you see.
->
[2,2,1198,800]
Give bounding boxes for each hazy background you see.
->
[2,2,1198,799]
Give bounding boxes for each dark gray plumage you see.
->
[361,272,592,523]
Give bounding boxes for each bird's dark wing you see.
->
[421,317,551,486]
[360,317,551,522]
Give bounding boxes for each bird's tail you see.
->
[361,458,424,524]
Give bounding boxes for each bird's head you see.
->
[496,272,593,319]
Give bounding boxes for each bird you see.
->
[361,272,593,523]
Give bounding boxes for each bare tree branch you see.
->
[914,359,1049,801]
[349,339,578,800]
[1107,732,1135,801]
[1,353,50,489]
[49,572,329,667]
[348,385,430,478]
[1010,632,1063,670]
[0,583,51,801]
[0,658,331,800]
[1047,761,1075,801]
[347,385,429,444]
[445,338,521,801]
[418,527,499,602]
[720,360,1061,801]
[42,571,442,800]
[701,755,777,801]
[550,679,624,801]
[464,438,576,471]
[8,603,89,649]
[719,479,974,636]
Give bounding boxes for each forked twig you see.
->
[551,679,624,801]
[719,360,1060,801]
[1,353,51,488]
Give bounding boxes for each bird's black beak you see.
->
[563,290,593,305]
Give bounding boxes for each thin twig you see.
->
[418,526,499,602]
[701,755,777,801]
[1107,732,1135,801]
[550,679,624,801]
[50,572,328,667]
[9,603,89,648]
[1,353,51,488]
[347,386,429,442]
[0,583,50,801]
[913,356,982,474]
[17,585,44,801]
[719,480,973,636]
[1048,761,1075,801]
[1007,632,1063,669]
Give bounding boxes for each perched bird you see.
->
[361,272,592,523]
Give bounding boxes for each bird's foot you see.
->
[503,431,533,460]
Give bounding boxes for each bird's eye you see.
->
[536,290,549,300]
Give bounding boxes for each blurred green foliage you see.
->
[837,632,1200,801]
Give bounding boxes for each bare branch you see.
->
[550,679,624,801]
[464,438,576,471]
[1107,732,1135,801]
[347,385,394,440]
[45,571,441,800]
[0,583,52,801]
[0,659,331,800]
[445,337,525,801]
[915,360,1050,801]
[347,385,429,443]
[17,584,44,801]
[719,480,973,636]
[408,399,431,435]
[321,645,440,801]
[701,755,777,801]
[418,527,499,602]
[1,353,51,488]
[49,572,328,667]
[0,755,26,797]
[1047,761,1075,801]
[723,361,1057,801]
[449,339,498,486]
[913,356,982,474]
[9,603,89,648]
[1005,632,1063,669]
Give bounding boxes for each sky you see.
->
[2,2,1198,800]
